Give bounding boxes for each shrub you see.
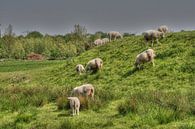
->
[118,98,138,115]
[56,96,69,110]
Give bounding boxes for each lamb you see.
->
[85,58,103,72]
[102,38,109,44]
[158,25,169,34]
[108,31,123,41]
[94,39,103,46]
[71,84,95,99]
[67,97,80,116]
[143,30,164,47]
[76,64,85,75]
[134,49,156,69]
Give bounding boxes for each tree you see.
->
[5,24,14,36]
[123,33,135,37]
[26,31,43,38]
[0,24,2,38]
[71,24,87,41]
[95,31,107,38]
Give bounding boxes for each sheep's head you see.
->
[67,97,73,100]
[159,32,164,38]
[119,33,123,39]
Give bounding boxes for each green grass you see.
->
[0,31,195,129]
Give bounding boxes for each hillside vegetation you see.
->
[0,31,194,129]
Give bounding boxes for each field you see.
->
[0,31,195,129]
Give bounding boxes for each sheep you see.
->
[71,84,95,99]
[67,97,80,116]
[102,38,109,44]
[134,49,156,69]
[76,64,85,75]
[94,39,103,46]
[143,30,164,47]
[108,31,123,41]
[85,58,103,73]
[158,25,169,34]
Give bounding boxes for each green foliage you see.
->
[0,85,68,111]
[10,40,25,59]
[123,32,135,37]
[56,97,69,110]
[0,25,98,60]
[0,31,194,129]
[118,98,137,115]
[0,39,7,58]
[59,119,85,129]
[26,31,43,38]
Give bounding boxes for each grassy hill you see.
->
[0,31,194,129]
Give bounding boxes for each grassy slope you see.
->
[0,31,195,129]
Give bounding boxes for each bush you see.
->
[118,98,138,115]
[56,96,69,110]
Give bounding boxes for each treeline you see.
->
[0,24,133,60]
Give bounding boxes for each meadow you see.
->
[0,31,195,129]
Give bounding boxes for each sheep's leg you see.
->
[146,41,150,47]
[156,39,159,44]
[92,94,94,101]
[156,39,161,45]
[72,108,75,116]
[152,60,155,67]
[137,64,140,70]
[74,109,76,116]
[77,108,79,115]
[114,36,117,41]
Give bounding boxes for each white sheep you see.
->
[76,64,85,75]
[102,38,109,44]
[71,84,95,99]
[85,58,103,72]
[143,30,164,47]
[94,39,103,46]
[67,97,80,116]
[108,31,123,41]
[134,49,156,69]
[158,25,169,34]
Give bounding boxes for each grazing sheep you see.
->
[67,97,80,116]
[143,30,164,47]
[85,58,103,72]
[102,38,109,44]
[71,84,95,99]
[94,39,103,46]
[158,25,169,34]
[76,64,85,75]
[134,49,156,69]
[108,31,123,41]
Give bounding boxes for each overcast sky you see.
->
[0,0,195,35]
